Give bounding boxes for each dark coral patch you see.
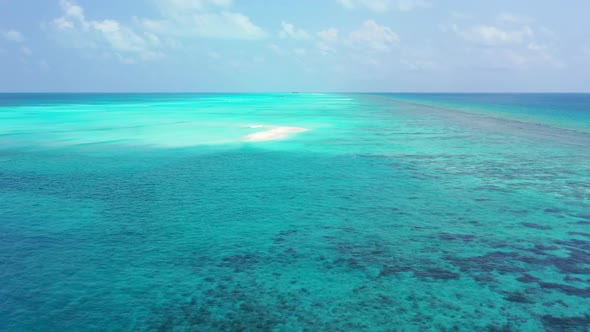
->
[521,222,552,230]
[534,244,559,251]
[438,233,476,243]
[572,220,590,225]
[544,254,590,275]
[544,208,564,213]
[473,273,497,284]
[556,239,590,251]
[284,248,297,256]
[272,230,299,243]
[564,276,585,283]
[219,253,261,272]
[528,244,559,256]
[504,291,533,303]
[448,251,526,274]
[541,314,590,332]
[379,265,411,277]
[568,232,590,238]
[540,282,590,298]
[413,268,460,280]
[516,273,541,283]
[543,239,590,274]
[331,257,367,271]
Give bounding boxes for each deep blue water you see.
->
[376,93,590,133]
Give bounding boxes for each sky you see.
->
[1,0,589,92]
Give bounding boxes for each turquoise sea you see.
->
[1,93,589,331]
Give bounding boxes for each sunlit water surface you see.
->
[1,93,589,331]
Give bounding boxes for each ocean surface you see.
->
[1,93,589,331]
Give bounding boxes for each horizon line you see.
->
[1,91,590,94]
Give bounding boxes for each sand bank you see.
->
[243,126,308,142]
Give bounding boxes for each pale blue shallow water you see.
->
[0,93,589,331]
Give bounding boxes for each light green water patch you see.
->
[0,94,364,149]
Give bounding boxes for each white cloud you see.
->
[396,0,431,11]
[53,17,75,30]
[252,55,265,63]
[185,12,264,39]
[2,29,25,43]
[455,24,534,46]
[337,0,355,9]
[307,21,399,58]
[450,11,472,20]
[208,51,221,59]
[476,47,563,70]
[527,42,545,51]
[317,28,339,43]
[337,0,431,12]
[21,46,33,56]
[154,0,233,13]
[316,28,339,55]
[497,13,533,25]
[317,42,336,56]
[139,13,266,40]
[145,0,267,40]
[538,26,558,41]
[349,20,399,51]
[51,0,163,63]
[400,58,436,71]
[451,17,563,70]
[268,43,284,56]
[53,0,89,30]
[50,0,266,64]
[93,20,161,54]
[294,48,306,56]
[38,59,51,72]
[279,21,311,40]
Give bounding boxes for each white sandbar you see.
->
[243,126,308,142]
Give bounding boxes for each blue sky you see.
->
[1,0,589,92]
